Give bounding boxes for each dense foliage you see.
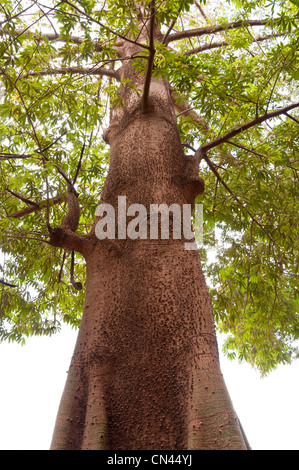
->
[0,0,298,374]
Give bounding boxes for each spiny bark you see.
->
[50,17,248,451]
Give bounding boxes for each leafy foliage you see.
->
[0,0,298,374]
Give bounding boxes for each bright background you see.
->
[0,325,298,450]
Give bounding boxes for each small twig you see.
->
[45,175,51,232]
[0,2,35,25]
[0,279,17,288]
[266,62,287,115]
[5,233,52,245]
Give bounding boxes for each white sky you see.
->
[0,325,298,450]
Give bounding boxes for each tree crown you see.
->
[0,0,298,374]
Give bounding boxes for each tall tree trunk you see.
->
[50,28,249,451]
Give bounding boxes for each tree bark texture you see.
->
[50,35,248,451]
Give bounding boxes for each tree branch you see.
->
[0,279,17,288]
[170,88,209,132]
[5,233,52,245]
[6,188,39,207]
[8,194,65,219]
[0,2,35,25]
[20,29,102,51]
[70,251,82,290]
[285,112,299,124]
[183,33,284,56]
[24,66,119,80]
[0,153,32,160]
[194,1,207,21]
[166,19,275,44]
[59,0,150,50]
[142,1,156,112]
[198,102,299,153]
[1,2,64,58]
[226,140,266,159]
[49,190,85,253]
[3,27,106,55]
[72,143,85,185]
[0,131,67,160]
[199,150,275,242]
[0,67,73,191]
[162,3,183,44]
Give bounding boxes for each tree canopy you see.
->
[0,0,298,375]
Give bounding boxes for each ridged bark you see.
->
[50,31,249,451]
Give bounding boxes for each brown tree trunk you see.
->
[50,32,249,451]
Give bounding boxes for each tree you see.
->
[0,0,298,450]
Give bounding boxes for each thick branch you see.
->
[183,33,284,56]
[198,102,299,153]
[166,19,274,44]
[24,66,119,80]
[58,191,80,232]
